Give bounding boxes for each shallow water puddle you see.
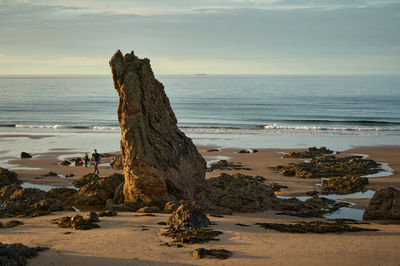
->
[277,190,375,221]
[321,190,375,200]
[363,162,393,178]
[21,182,77,192]
[323,207,365,221]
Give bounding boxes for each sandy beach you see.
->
[1,144,399,265]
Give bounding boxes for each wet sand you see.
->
[1,145,400,265]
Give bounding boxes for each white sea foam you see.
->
[15,124,66,129]
[263,124,400,133]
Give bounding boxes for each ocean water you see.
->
[1,74,400,152]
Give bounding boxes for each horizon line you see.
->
[1,73,400,76]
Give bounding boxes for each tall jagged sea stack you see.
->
[109,50,208,205]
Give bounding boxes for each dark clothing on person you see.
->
[91,152,100,174]
[92,153,100,163]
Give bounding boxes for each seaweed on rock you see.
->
[256,221,377,234]
[322,175,369,195]
[272,155,380,179]
[162,228,222,244]
[51,214,100,230]
[193,248,232,259]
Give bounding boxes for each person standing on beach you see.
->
[83,153,89,167]
[91,149,100,175]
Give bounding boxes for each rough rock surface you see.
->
[68,173,124,207]
[109,50,209,204]
[0,185,64,217]
[322,175,369,195]
[167,204,210,230]
[0,168,21,187]
[51,214,100,230]
[208,173,277,212]
[275,196,349,218]
[256,221,377,234]
[284,146,333,158]
[0,242,48,266]
[363,187,400,220]
[110,154,123,170]
[207,160,251,172]
[193,248,232,259]
[272,155,380,179]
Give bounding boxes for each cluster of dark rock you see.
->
[238,149,258,154]
[162,204,222,244]
[207,160,251,172]
[0,220,23,228]
[274,196,349,218]
[51,212,100,230]
[272,155,380,179]
[207,173,277,212]
[283,146,333,158]
[60,160,71,166]
[256,221,377,234]
[51,173,124,208]
[0,166,127,217]
[0,161,64,220]
[160,203,230,259]
[193,248,232,260]
[322,175,369,195]
[0,242,48,266]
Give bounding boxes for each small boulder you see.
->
[87,212,100,222]
[42,172,57,177]
[3,220,24,228]
[20,152,32,159]
[60,160,71,166]
[167,204,210,230]
[363,187,400,220]
[193,248,232,259]
[98,210,117,217]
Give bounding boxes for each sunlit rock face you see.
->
[109,50,208,204]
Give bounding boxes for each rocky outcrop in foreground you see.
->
[0,242,48,266]
[0,169,65,218]
[110,50,209,204]
[363,187,400,220]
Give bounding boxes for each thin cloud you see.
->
[2,0,397,16]
[0,55,106,66]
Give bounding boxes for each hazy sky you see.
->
[0,0,399,74]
